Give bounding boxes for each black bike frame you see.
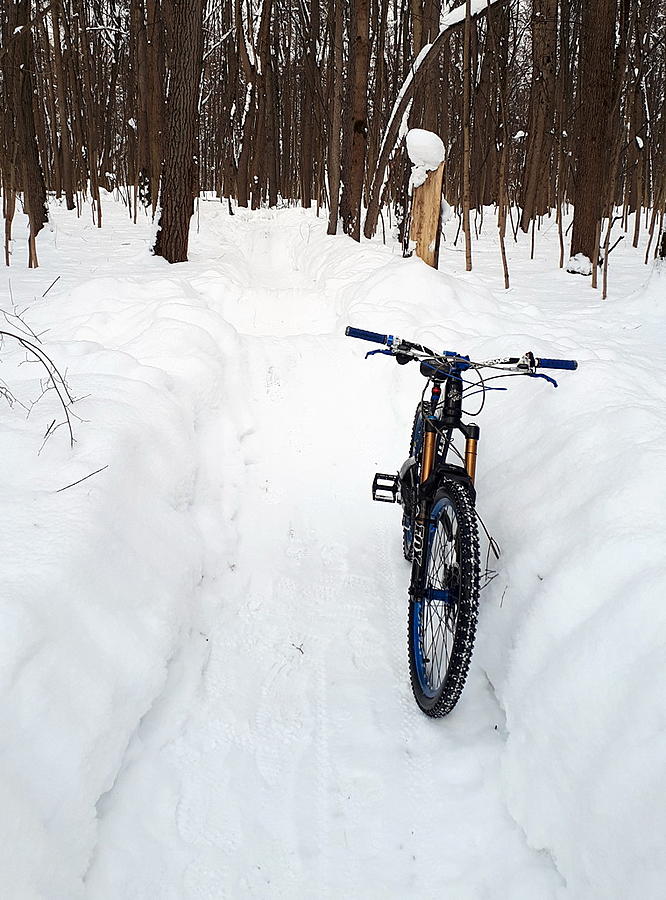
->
[410,364,479,580]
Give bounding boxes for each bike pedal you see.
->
[372,472,400,503]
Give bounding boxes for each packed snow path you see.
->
[3,200,664,898]
[83,216,561,898]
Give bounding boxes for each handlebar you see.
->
[536,357,578,371]
[345,324,578,373]
[345,326,391,345]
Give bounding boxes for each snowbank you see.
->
[477,269,666,899]
[0,206,244,896]
[261,209,666,898]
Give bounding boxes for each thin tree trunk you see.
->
[327,0,344,234]
[520,0,557,232]
[462,0,472,271]
[11,0,48,266]
[340,0,370,240]
[51,2,75,210]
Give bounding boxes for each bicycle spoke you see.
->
[418,501,463,693]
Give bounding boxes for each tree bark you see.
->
[520,0,557,232]
[51,2,75,210]
[8,0,48,266]
[340,0,370,241]
[569,0,618,266]
[153,0,204,263]
[410,160,444,267]
[327,0,344,234]
[462,0,472,271]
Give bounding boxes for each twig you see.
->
[38,419,59,455]
[55,465,108,493]
[2,308,41,342]
[607,234,625,256]
[0,328,75,446]
[42,276,61,298]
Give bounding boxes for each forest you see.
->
[1,3,666,897]
[2,0,665,288]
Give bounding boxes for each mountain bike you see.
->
[345,325,577,717]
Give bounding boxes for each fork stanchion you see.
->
[464,437,478,484]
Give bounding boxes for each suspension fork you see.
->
[462,422,480,485]
[413,385,441,569]
[420,382,441,486]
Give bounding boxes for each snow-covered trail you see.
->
[3,199,664,898]
[81,212,561,898]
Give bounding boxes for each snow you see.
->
[406,128,445,189]
[1,195,665,898]
[566,252,593,275]
[441,196,454,226]
[442,0,505,29]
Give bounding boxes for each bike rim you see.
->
[412,496,461,699]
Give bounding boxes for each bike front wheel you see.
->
[408,480,480,717]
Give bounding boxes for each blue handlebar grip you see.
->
[345,326,389,345]
[537,357,578,371]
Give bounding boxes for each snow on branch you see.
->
[364,0,509,239]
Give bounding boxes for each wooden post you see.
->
[409,160,445,268]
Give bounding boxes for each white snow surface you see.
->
[1,197,665,899]
[406,128,445,189]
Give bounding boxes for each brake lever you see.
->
[365,348,394,359]
[528,372,558,388]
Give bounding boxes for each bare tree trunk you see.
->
[10,0,48,267]
[340,0,370,241]
[520,0,557,232]
[153,0,204,263]
[462,0,472,271]
[327,0,344,234]
[51,2,75,210]
[570,0,618,266]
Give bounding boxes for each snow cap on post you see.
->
[406,128,445,190]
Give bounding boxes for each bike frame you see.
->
[411,360,479,577]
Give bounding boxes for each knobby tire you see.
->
[408,480,480,717]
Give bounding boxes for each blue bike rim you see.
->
[411,495,459,699]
